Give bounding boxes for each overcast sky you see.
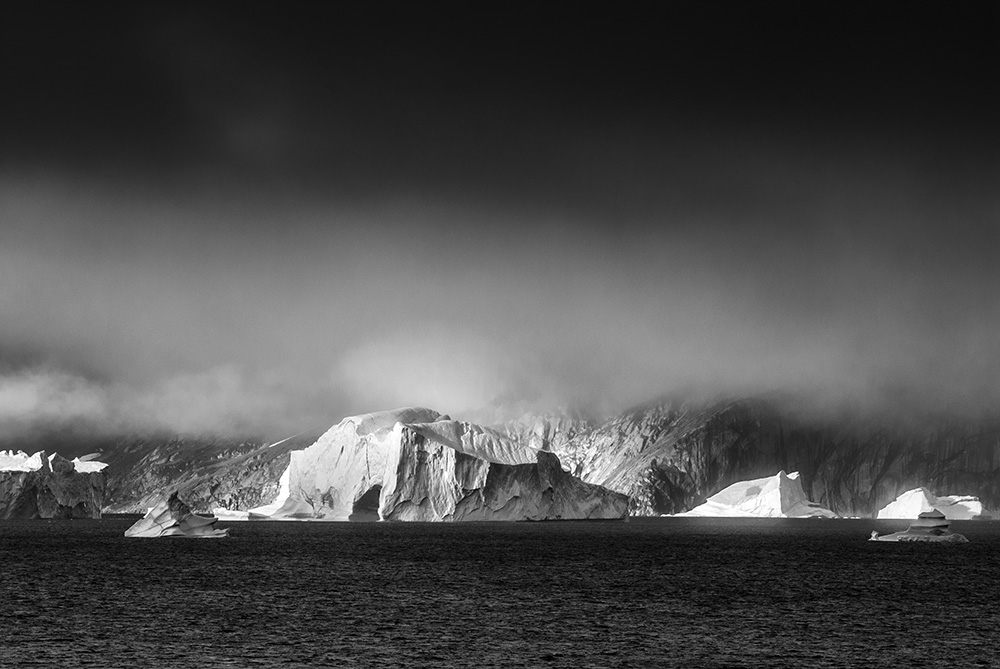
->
[2,4,998,439]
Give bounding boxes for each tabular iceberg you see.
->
[674,471,838,518]
[870,509,968,543]
[876,487,994,520]
[125,491,229,538]
[0,450,107,519]
[270,407,628,521]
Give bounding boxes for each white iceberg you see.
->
[1,450,107,519]
[0,450,47,472]
[876,487,993,520]
[1,450,109,474]
[272,407,628,521]
[70,456,109,473]
[125,491,229,538]
[870,509,968,543]
[675,471,838,518]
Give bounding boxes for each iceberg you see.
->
[70,455,109,473]
[125,491,229,538]
[212,508,250,521]
[0,450,107,519]
[1,450,109,475]
[675,471,838,518]
[277,407,629,521]
[876,487,994,520]
[0,450,47,472]
[870,509,968,543]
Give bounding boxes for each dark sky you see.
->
[2,3,998,438]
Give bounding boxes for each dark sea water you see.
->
[1,518,999,668]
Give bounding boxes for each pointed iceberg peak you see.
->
[675,470,838,518]
[125,491,229,538]
[877,488,994,520]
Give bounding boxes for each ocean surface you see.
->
[1,517,998,668]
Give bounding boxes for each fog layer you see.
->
[1,5,997,438]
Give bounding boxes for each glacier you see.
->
[675,471,838,518]
[267,407,628,521]
[876,487,994,520]
[0,450,107,519]
[125,491,229,538]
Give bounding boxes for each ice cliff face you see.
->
[0,450,106,519]
[877,487,994,520]
[676,471,838,518]
[280,408,628,521]
[529,399,1000,518]
[125,491,228,538]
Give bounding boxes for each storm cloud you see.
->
[2,4,997,438]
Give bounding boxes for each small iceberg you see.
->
[870,509,968,543]
[876,487,994,520]
[125,491,229,538]
[674,471,838,518]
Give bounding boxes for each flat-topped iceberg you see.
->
[876,487,994,520]
[675,471,838,518]
[125,491,229,538]
[269,407,628,521]
[69,454,109,473]
[870,509,968,543]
